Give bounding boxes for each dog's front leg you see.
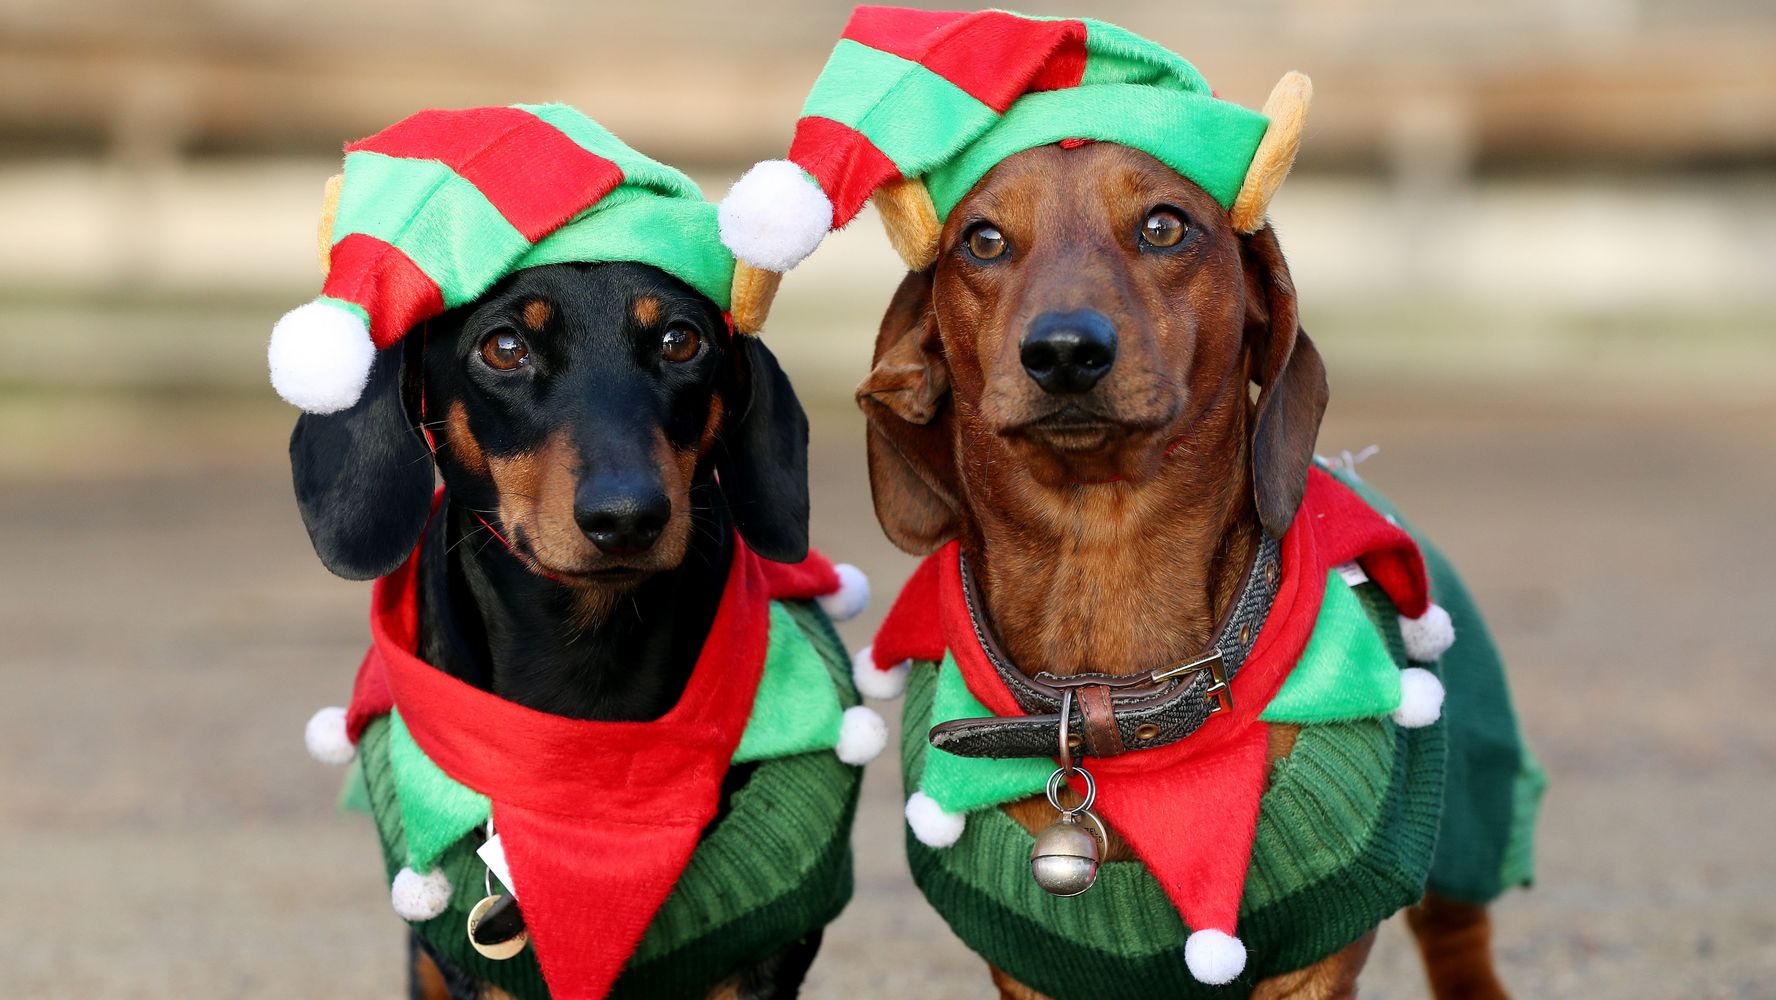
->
[988,964,1055,1000]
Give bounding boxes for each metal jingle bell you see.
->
[466,893,529,960]
[1030,813,1103,897]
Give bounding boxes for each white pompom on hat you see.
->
[717,160,835,273]
[269,302,377,414]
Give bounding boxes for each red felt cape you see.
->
[342,534,841,999]
[869,468,1427,940]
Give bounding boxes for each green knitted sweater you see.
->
[345,600,862,998]
[900,471,1542,997]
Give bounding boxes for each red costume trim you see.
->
[320,233,444,349]
[344,533,838,998]
[870,468,1427,940]
[346,106,627,242]
[787,116,901,229]
[840,8,1088,113]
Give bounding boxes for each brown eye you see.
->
[1141,208,1188,248]
[965,223,1008,261]
[480,330,530,371]
[661,324,701,364]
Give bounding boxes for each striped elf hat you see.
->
[269,105,742,414]
[718,7,1311,279]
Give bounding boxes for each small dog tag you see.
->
[466,893,529,960]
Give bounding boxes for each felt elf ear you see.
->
[729,262,779,335]
[726,175,942,329]
[871,178,943,272]
[1230,72,1313,235]
[721,157,836,334]
[316,173,342,277]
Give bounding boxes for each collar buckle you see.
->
[1150,649,1234,716]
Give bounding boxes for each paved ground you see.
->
[3,383,1773,998]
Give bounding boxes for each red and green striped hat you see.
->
[269,105,736,414]
[719,7,1311,274]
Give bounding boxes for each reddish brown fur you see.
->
[992,931,1376,1000]
[1407,894,1511,998]
[859,142,1495,997]
[410,947,451,1000]
[865,145,1267,680]
[1250,932,1379,1000]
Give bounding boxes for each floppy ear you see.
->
[1242,225,1329,538]
[288,344,435,580]
[717,336,811,563]
[855,270,962,554]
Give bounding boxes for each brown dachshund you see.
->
[857,142,1507,999]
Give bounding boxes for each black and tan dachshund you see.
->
[289,262,820,999]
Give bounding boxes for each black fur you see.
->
[290,344,433,580]
[716,337,811,563]
[288,262,816,996]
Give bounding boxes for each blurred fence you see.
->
[1,0,1773,400]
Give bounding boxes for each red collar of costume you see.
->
[868,468,1428,945]
[340,529,841,999]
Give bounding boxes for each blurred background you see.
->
[2,1,1772,996]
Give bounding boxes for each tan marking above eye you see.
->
[661,324,701,364]
[520,299,552,330]
[632,296,662,327]
[966,223,1008,261]
[481,330,531,371]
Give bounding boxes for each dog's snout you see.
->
[1020,310,1117,394]
[573,476,670,557]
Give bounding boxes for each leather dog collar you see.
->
[928,534,1282,760]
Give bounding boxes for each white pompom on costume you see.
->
[817,563,870,622]
[390,866,452,921]
[1392,667,1446,729]
[304,705,356,765]
[1184,928,1248,985]
[1398,603,1455,662]
[851,644,910,701]
[834,705,889,765]
[905,790,966,848]
[718,160,835,272]
[268,301,376,414]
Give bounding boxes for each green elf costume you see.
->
[281,105,882,998]
[717,8,1543,995]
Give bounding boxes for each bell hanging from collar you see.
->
[1031,764,1107,897]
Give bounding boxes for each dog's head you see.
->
[858,141,1327,551]
[289,262,809,587]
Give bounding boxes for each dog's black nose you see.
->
[574,480,670,556]
[1020,310,1117,394]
